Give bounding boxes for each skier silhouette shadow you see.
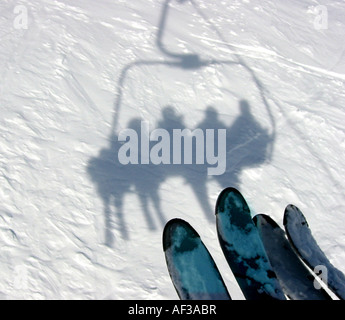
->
[216,100,272,189]
[88,118,168,247]
[87,101,272,247]
[185,101,272,216]
[87,0,276,246]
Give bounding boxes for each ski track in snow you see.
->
[0,0,345,299]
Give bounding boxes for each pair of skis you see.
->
[163,187,344,300]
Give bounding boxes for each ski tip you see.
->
[253,213,269,227]
[283,204,309,228]
[215,187,246,215]
[162,218,199,252]
[217,187,241,199]
[253,214,280,229]
[252,214,261,227]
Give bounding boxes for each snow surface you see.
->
[0,0,345,299]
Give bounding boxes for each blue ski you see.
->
[215,187,285,300]
[163,218,231,300]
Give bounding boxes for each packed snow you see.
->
[0,0,345,299]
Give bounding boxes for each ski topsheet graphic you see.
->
[163,189,344,300]
[163,218,231,300]
[254,214,332,300]
[215,187,285,300]
[284,204,345,300]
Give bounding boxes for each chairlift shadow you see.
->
[87,0,276,247]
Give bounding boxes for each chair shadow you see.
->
[87,0,276,247]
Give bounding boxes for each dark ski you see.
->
[254,213,332,300]
[284,204,345,300]
[215,187,285,300]
[163,218,231,300]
